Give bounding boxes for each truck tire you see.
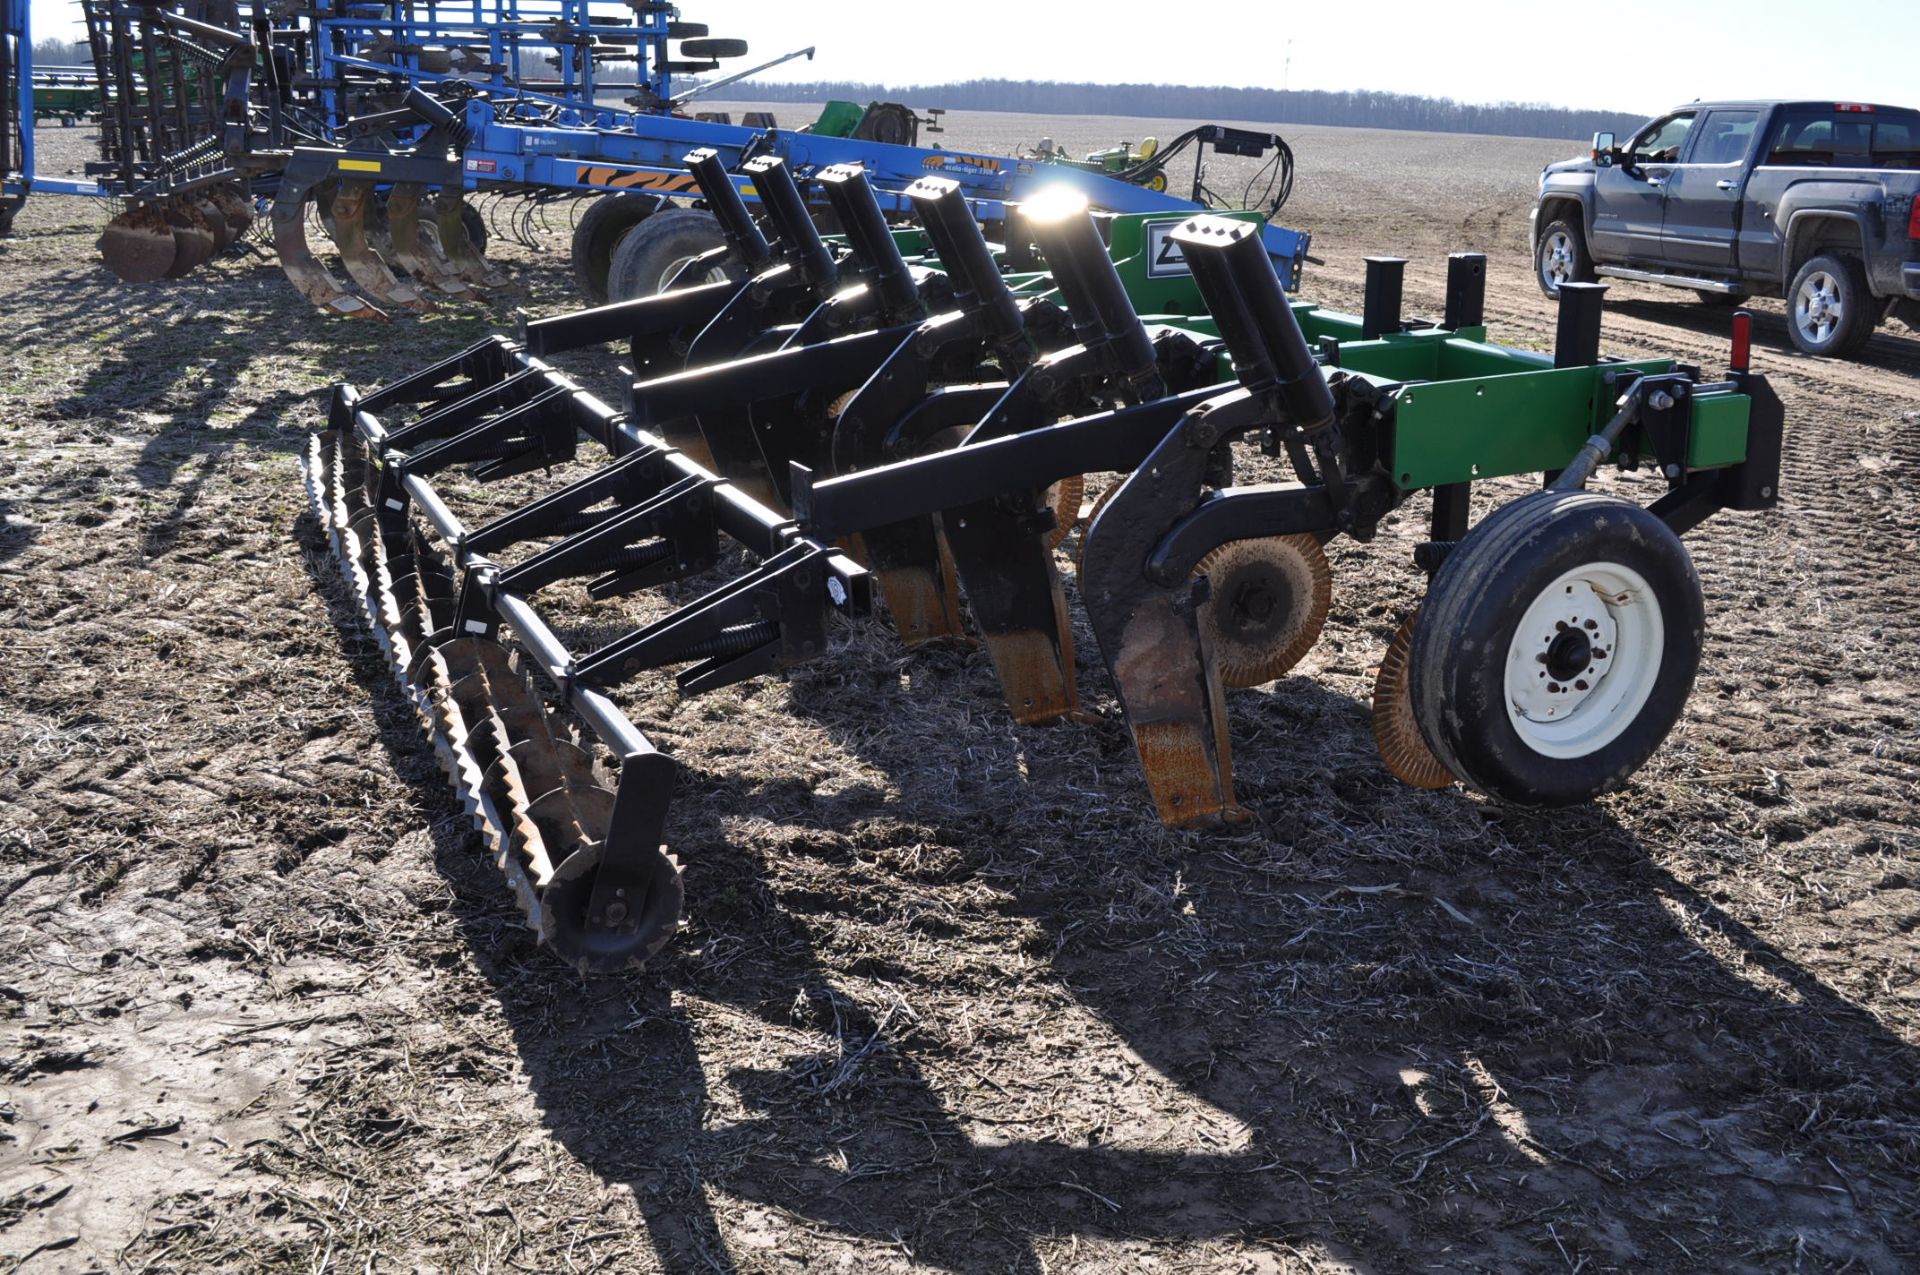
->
[1787,254,1876,358]
[606,207,726,302]
[570,192,661,305]
[1535,218,1595,299]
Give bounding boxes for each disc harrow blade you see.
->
[98,204,178,284]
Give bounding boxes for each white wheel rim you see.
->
[1541,231,1574,289]
[1504,561,1664,759]
[1794,270,1843,344]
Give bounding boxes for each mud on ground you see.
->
[1,113,1917,1274]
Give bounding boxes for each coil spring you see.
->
[663,621,779,665]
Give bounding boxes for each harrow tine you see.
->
[386,183,475,299]
[328,179,432,311]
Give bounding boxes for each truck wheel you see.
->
[606,207,726,301]
[1787,254,1876,357]
[1408,490,1705,807]
[570,192,661,305]
[1535,218,1594,299]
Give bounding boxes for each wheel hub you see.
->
[1544,234,1573,283]
[1796,273,1842,340]
[1223,569,1290,637]
[1511,587,1615,722]
[1503,561,1664,760]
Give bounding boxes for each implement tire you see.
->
[571,192,662,305]
[1409,490,1704,807]
[606,207,726,302]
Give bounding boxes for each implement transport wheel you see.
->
[606,206,726,301]
[1195,534,1331,688]
[1535,217,1594,299]
[1787,254,1875,358]
[1370,610,1453,790]
[570,192,661,304]
[1409,490,1705,806]
[539,844,685,975]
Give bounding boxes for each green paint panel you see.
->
[1687,394,1750,469]
[1389,360,1673,489]
[1099,209,1265,316]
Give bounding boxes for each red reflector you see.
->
[1909,193,1920,240]
[1731,311,1753,373]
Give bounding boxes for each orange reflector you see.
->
[1731,311,1753,373]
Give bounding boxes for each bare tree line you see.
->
[730,78,1647,142]
[29,35,1644,141]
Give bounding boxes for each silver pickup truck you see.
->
[1532,100,1920,357]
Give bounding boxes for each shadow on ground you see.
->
[297,521,1920,1274]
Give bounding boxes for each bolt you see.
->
[1649,390,1676,411]
[1760,486,1774,498]
[1664,464,1682,479]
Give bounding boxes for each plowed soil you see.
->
[2,109,1917,1274]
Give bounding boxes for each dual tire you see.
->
[569,195,727,304]
[1409,491,1705,806]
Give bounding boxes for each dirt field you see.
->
[3,108,1918,1274]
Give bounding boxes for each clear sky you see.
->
[25,0,1919,120]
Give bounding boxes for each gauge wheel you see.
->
[1409,490,1705,806]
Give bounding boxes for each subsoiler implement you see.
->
[304,152,1782,971]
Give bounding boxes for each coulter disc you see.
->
[1370,609,1454,790]
[1044,473,1085,551]
[1195,534,1331,688]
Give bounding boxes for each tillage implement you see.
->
[304,150,1783,972]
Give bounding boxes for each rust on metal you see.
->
[386,183,474,298]
[328,179,431,311]
[977,627,1079,724]
[272,185,388,319]
[1110,598,1244,826]
[874,556,967,647]
[162,201,217,278]
[1195,533,1332,688]
[1044,473,1085,551]
[1371,609,1455,789]
[98,204,178,283]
